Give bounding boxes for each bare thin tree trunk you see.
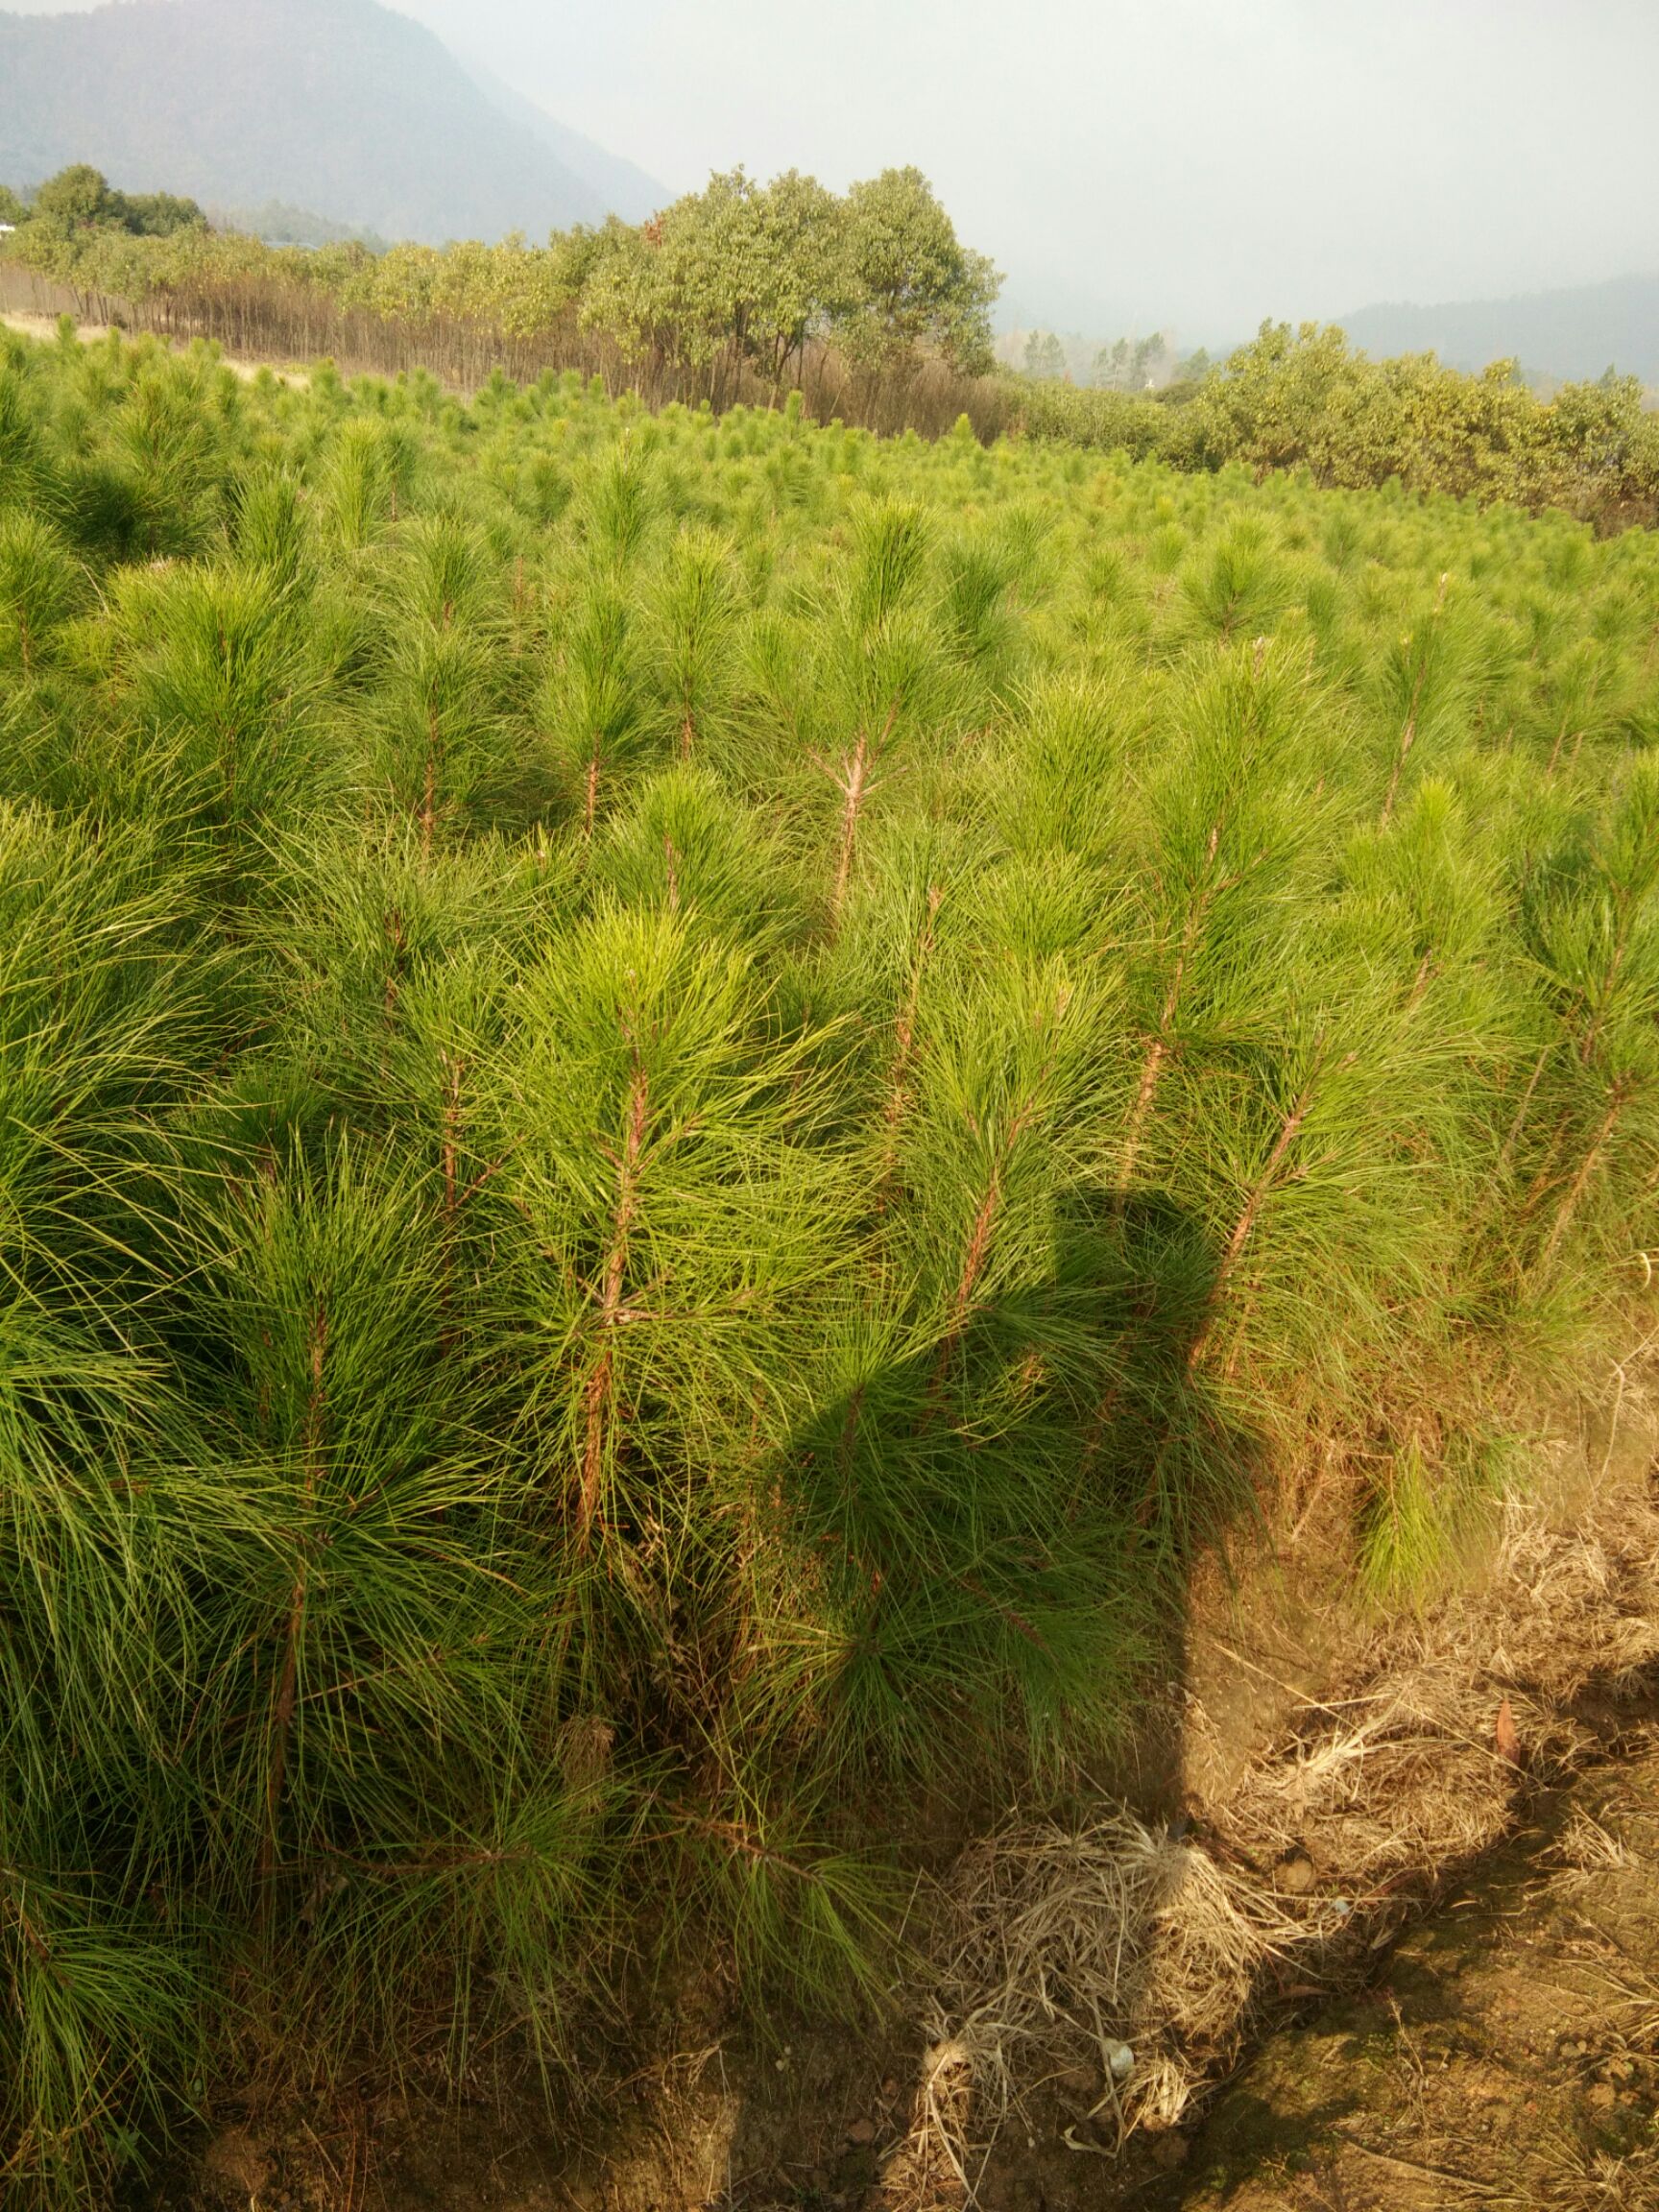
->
[829,733,871,926]
[927,1114,1030,1401]
[828,702,900,933]
[1577,918,1630,1068]
[1118,824,1227,1205]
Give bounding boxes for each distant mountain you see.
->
[452,52,663,228]
[0,0,669,244]
[205,201,393,252]
[1338,272,1659,388]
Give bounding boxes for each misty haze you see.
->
[5,0,1659,361]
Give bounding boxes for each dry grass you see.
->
[1549,1806,1637,1873]
[1529,2135,1659,2212]
[883,1400,1659,2204]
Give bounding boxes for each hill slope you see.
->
[0,0,667,243]
[1339,270,1659,386]
[452,50,662,227]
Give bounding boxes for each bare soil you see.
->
[171,1720,1659,2212]
[1156,1731,1659,2212]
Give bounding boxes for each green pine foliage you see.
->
[1,325,1657,2205]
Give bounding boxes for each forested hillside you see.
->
[0,0,664,241]
[1340,268,1659,388]
[1,316,1656,2206]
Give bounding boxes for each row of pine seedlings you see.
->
[0,324,1656,2206]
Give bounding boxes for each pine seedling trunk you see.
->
[261,1299,327,1914]
[1382,571,1451,830]
[578,1054,650,1546]
[1536,1075,1634,1273]
[1188,1067,1324,1373]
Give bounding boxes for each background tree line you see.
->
[0,161,999,427]
[1017,325,1201,392]
[3,166,1658,526]
[1011,321,1659,531]
[0,160,205,241]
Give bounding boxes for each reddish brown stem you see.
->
[1497,1038,1556,1173]
[827,701,901,932]
[261,1301,326,1910]
[1578,916,1630,1069]
[1118,1035,1168,1205]
[1118,824,1228,1205]
[1537,1079,1632,1271]
[829,730,871,927]
[928,1103,1037,1399]
[1187,1073,1320,1372]
[578,1059,650,1544]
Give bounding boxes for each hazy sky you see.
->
[12,0,1659,339]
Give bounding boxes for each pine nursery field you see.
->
[2,323,1658,2204]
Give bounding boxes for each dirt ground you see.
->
[1160,1731,1659,2212]
[177,1719,1659,2212]
[177,1722,1659,2212]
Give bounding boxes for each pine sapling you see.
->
[1536,1072,1635,1272]
[1381,572,1451,828]
[1186,1060,1333,1374]
[261,1297,326,1917]
[578,1051,649,1547]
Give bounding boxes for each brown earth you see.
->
[168,1717,1659,2212]
[1157,1737,1659,2212]
[956,1719,1659,2212]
